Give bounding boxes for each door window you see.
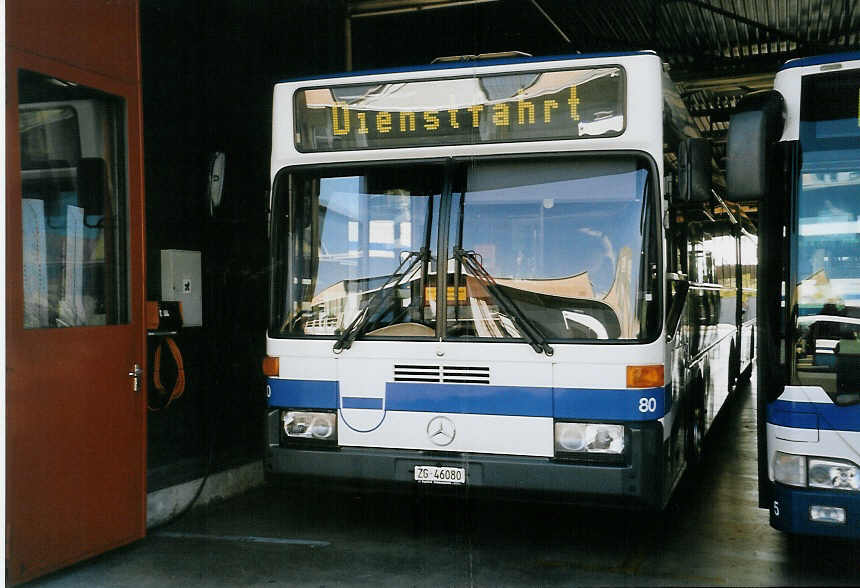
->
[18,70,129,328]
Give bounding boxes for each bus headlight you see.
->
[774,452,806,487]
[282,410,337,442]
[554,422,625,455]
[808,458,860,491]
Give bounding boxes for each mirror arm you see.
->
[711,191,738,225]
[665,279,690,341]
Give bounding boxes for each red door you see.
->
[6,3,147,583]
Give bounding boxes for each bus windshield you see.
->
[271,155,656,342]
[792,68,860,404]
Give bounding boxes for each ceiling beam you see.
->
[529,0,573,45]
[662,0,801,45]
[349,0,500,18]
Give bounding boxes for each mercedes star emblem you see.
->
[426,415,456,446]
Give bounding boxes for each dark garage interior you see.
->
[141,1,345,486]
[6,0,860,585]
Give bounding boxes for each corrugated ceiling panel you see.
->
[348,0,859,173]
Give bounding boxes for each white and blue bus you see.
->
[265,51,754,509]
[727,52,860,536]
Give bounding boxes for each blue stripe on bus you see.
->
[342,397,384,410]
[386,382,666,421]
[554,386,666,421]
[768,409,818,430]
[267,378,338,409]
[385,382,552,417]
[778,51,860,71]
[767,399,860,432]
[268,378,666,421]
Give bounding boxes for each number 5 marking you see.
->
[639,397,657,413]
[773,501,780,517]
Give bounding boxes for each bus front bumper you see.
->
[265,420,664,508]
[771,483,860,538]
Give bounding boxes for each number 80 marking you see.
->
[638,397,657,413]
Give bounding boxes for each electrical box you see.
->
[160,249,202,326]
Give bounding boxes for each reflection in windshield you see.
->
[791,66,860,404]
[793,169,860,405]
[279,166,441,337]
[452,247,554,354]
[272,156,656,343]
[448,158,649,341]
[792,68,860,404]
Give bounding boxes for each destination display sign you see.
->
[294,66,625,152]
[801,68,860,143]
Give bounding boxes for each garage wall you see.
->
[140,0,346,485]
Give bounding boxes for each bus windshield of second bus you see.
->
[793,68,860,406]
[271,154,657,344]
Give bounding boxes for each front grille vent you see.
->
[394,364,441,383]
[442,365,490,384]
[394,364,490,385]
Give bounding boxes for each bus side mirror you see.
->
[678,138,712,203]
[208,151,226,216]
[726,90,785,202]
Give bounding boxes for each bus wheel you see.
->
[728,343,739,393]
[686,380,705,467]
[738,332,754,384]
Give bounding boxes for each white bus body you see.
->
[731,52,860,536]
[267,51,751,508]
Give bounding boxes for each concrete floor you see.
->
[27,378,860,587]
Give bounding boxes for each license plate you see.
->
[414,465,466,485]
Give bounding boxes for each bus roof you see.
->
[779,51,860,71]
[279,50,656,84]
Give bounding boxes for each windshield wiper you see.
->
[453,247,553,356]
[332,247,431,353]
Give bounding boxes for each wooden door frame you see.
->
[5,46,148,585]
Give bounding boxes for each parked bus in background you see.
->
[264,51,754,509]
[727,52,860,537]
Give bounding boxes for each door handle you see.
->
[128,363,143,392]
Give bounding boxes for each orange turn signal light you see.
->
[626,365,664,388]
[262,356,280,377]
